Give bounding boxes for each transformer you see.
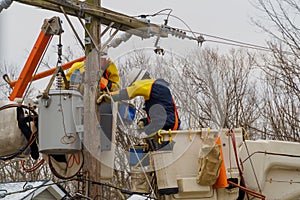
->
[38,90,83,154]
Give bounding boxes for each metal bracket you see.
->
[42,16,63,35]
[85,16,92,24]
[85,37,91,45]
[41,97,51,108]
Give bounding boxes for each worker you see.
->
[98,57,120,92]
[101,68,181,135]
[65,56,120,93]
[65,61,85,91]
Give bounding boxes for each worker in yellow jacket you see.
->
[98,58,120,92]
[66,58,120,92]
[108,68,181,135]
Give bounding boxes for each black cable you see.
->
[76,178,158,200]
[0,179,76,198]
[132,8,172,18]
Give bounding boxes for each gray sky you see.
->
[0,0,268,70]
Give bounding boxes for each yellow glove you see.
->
[96,93,111,104]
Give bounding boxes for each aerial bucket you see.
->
[38,90,83,154]
[128,145,153,194]
[152,150,179,195]
[0,100,27,157]
[129,170,152,194]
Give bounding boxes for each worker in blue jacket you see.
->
[108,68,180,135]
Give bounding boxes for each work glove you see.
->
[96,93,111,104]
[137,118,148,129]
[137,120,145,129]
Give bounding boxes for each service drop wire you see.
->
[0,179,76,198]
[76,177,158,200]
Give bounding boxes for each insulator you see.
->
[56,72,63,89]
[109,32,132,48]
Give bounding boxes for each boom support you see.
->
[9,16,63,101]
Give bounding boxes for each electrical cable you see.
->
[20,159,45,173]
[158,13,198,39]
[33,1,296,55]
[60,6,85,51]
[132,8,173,25]
[73,3,282,53]
[48,151,84,180]
[170,25,271,50]
[146,12,295,54]
[0,179,76,198]
[76,177,158,200]
[204,39,272,52]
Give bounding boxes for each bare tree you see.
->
[252,0,300,140]
[162,48,261,139]
[0,63,19,99]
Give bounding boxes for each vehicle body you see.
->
[129,128,300,200]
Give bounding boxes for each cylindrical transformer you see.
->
[38,90,83,154]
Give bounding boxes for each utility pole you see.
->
[82,0,102,197]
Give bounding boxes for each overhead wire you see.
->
[71,3,284,53]
[143,11,295,54]
[0,176,155,199]
[204,39,273,52]
[157,13,273,51]
[17,0,293,56]
[0,179,75,198]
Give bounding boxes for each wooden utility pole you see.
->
[82,0,102,198]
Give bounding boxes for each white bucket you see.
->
[0,100,27,157]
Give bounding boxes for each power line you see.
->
[204,39,273,52]
[0,179,74,198]
[177,28,277,52]
[141,11,295,54]
[158,13,272,51]
[0,177,156,199]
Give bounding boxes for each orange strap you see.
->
[172,98,179,130]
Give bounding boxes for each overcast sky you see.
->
[0,0,269,70]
